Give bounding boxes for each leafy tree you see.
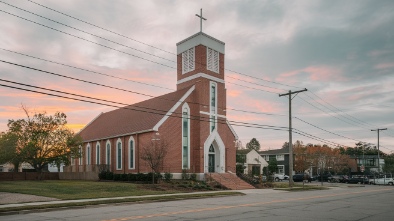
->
[246,138,260,151]
[383,154,394,173]
[141,138,168,184]
[268,158,278,174]
[0,132,21,171]
[4,107,82,172]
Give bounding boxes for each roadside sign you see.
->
[360,165,365,172]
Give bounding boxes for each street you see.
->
[2,185,394,221]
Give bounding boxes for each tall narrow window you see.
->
[182,104,190,169]
[182,47,195,74]
[207,47,219,73]
[106,142,111,165]
[86,145,91,165]
[116,140,122,170]
[79,146,82,165]
[96,143,100,165]
[210,83,217,132]
[129,137,135,169]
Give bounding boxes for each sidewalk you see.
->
[0,190,243,209]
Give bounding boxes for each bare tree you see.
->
[141,137,168,184]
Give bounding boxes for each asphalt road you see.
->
[2,185,394,221]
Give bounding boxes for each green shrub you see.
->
[181,169,189,180]
[98,171,107,180]
[113,174,121,181]
[190,173,197,181]
[164,172,173,182]
[105,172,113,180]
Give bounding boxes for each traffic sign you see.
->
[360,165,365,172]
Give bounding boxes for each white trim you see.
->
[128,136,135,169]
[177,73,224,85]
[106,140,111,166]
[77,113,103,135]
[199,111,226,119]
[203,130,226,173]
[176,32,225,54]
[116,138,122,170]
[95,141,100,165]
[210,81,218,132]
[86,143,91,165]
[153,85,195,131]
[83,129,154,143]
[78,145,82,165]
[277,165,285,174]
[226,120,239,140]
[181,103,190,169]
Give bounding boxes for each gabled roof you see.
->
[79,86,194,142]
[236,149,253,155]
[259,146,289,155]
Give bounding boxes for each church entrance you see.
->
[208,145,215,172]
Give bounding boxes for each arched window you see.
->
[210,82,217,132]
[86,144,91,165]
[106,141,111,166]
[128,136,135,169]
[209,145,215,153]
[78,146,82,165]
[96,142,100,165]
[116,139,122,170]
[182,103,190,169]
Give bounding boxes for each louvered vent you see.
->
[207,47,219,73]
[182,47,195,74]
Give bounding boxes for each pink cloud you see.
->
[375,62,394,70]
[277,65,346,82]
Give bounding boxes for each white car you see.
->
[273,173,285,182]
[369,177,394,185]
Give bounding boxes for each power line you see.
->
[303,92,373,129]
[0,81,289,132]
[1,1,175,63]
[0,9,284,95]
[26,0,175,55]
[0,59,286,117]
[24,0,302,92]
[0,48,173,91]
[0,9,176,69]
[297,95,370,129]
[294,116,366,143]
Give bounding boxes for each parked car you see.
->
[317,173,332,182]
[293,174,312,182]
[283,175,289,180]
[328,175,348,183]
[369,176,394,185]
[272,173,285,182]
[346,176,369,184]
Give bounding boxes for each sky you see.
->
[0,0,393,153]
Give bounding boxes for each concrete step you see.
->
[207,173,255,190]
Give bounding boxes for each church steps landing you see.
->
[207,173,255,190]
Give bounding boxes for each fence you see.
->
[0,172,59,181]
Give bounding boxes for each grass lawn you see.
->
[273,182,328,191]
[0,180,184,200]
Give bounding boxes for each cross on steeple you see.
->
[195,8,207,32]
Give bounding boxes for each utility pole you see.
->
[371,128,387,174]
[279,88,307,187]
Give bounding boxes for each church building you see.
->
[69,23,238,180]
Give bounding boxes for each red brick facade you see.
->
[72,32,237,179]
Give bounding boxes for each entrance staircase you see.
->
[207,172,255,190]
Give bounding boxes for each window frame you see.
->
[86,144,91,165]
[182,103,190,169]
[96,142,100,165]
[116,139,122,170]
[106,140,111,166]
[182,47,195,74]
[128,136,135,169]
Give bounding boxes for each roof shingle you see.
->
[78,86,193,141]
